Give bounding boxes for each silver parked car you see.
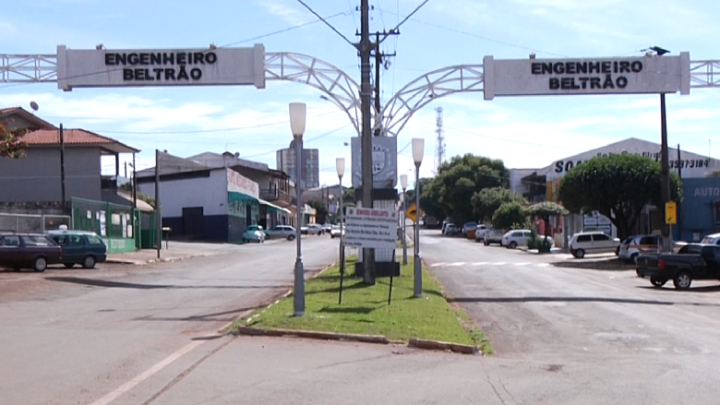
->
[265,225,297,241]
[242,225,265,243]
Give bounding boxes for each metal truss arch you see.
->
[265,52,361,135]
[381,65,484,137]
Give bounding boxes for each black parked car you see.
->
[0,233,63,272]
[636,244,720,290]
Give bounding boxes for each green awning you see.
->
[228,191,257,202]
[259,198,291,214]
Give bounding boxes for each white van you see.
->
[700,233,720,245]
[569,231,621,259]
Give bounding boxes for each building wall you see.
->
[679,178,720,242]
[138,169,228,218]
[276,142,319,189]
[0,147,101,203]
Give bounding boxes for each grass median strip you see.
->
[230,257,491,353]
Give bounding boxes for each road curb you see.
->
[232,326,480,355]
[408,338,479,355]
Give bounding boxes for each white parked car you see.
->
[700,233,720,245]
[265,225,297,241]
[303,224,325,235]
[569,231,621,258]
[330,225,345,239]
[501,230,532,249]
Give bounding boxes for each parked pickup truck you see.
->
[636,244,720,290]
[483,229,505,246]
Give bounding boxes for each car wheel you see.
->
[64,263,75,269]
[33,256,47,272]
[650,277,667,287]
[508,241,518,249]
[575,249,586,259]
[673,271,692,290]
[82,255,96,269]
[483,239,489,246]
[287,234,295,241]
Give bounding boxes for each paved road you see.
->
[421,229,720,404]
[0,236,339,405]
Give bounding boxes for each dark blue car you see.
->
[47,230,107,269]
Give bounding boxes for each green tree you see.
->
[0,122,27,159]
[405,178,446,221]
[492,202,528,230]
[525,202,569,237]
[471,187,526,222]
[432,154,509,224]
[558,154,682,239]
[342,187,355,204]
[307,200,329,224]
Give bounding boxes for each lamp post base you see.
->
[413,254,423,298]
[293,258,305,317]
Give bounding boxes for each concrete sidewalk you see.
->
[106,241,244,265]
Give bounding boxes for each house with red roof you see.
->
[0,108,139,204]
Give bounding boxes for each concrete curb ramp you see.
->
[232,326,480,355]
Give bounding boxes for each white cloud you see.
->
[259,0,313,25]
[0,23,16,35]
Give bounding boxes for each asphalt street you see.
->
[0,236,338,405]
[422,230,720,404]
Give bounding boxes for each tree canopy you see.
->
[492,202,528,230]
[431,154,509,224]
[307,200,329,224]
[557,154,681,238]
[525,202,569,237]
[471,187,526,222]
[405,177,446,220]
[0,122,26,159]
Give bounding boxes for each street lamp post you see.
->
[289,102,306,316]
[400,173,408,265]
[336,157,346,304]
[412,138,425,298]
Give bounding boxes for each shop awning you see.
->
[259,198,292,214]
[228,191,257,202]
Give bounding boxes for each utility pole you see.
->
[373,33,395,136]
[359,0,375,284]
[155,149,161,260]
[660,92,672,252]
[59,124,66,211]
[677,144,682,240]
[434,107,446,173]
[124,161,128,178]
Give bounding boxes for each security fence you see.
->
[0,213,71,233]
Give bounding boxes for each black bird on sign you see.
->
[649,46,670,56]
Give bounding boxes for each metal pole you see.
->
[293,135,305,316]
[660,93,673,253]
[59,124,66,211]
[132,153,137,209]
[677,143,682,241]
[155,149,161,259]
[402,187,408,265]
[360,0,375,285]
[413,163,423,298]
[338,173,345,305]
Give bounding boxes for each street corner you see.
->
[550,255,637,271]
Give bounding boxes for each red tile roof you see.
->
[23,129,139,153]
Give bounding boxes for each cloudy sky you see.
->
[1,0,719,187]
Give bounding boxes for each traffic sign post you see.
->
[665,201,677,225]
[406,203,424,223]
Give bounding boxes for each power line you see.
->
[347,0,359,31]
[295,0,356,47]
[386,12,567,57]
[91,110,341,135]
[379,0,433,44]
[0,12,348,91]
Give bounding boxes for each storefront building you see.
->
[511,137,720,245]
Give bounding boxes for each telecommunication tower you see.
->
[434,107,446,174]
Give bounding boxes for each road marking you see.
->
[430,263,446,267]
[445,262,466,267]
[471,262,487,266]
[89,340,204,405]
[493,262,506,266]
[514,262,530,266]
[537,263,550,267]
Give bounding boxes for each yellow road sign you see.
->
[406,203,425,223]
[665,201,677,225]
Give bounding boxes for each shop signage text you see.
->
[57,44,266,90]
[483,53,690,99]
[554,151,711,174]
